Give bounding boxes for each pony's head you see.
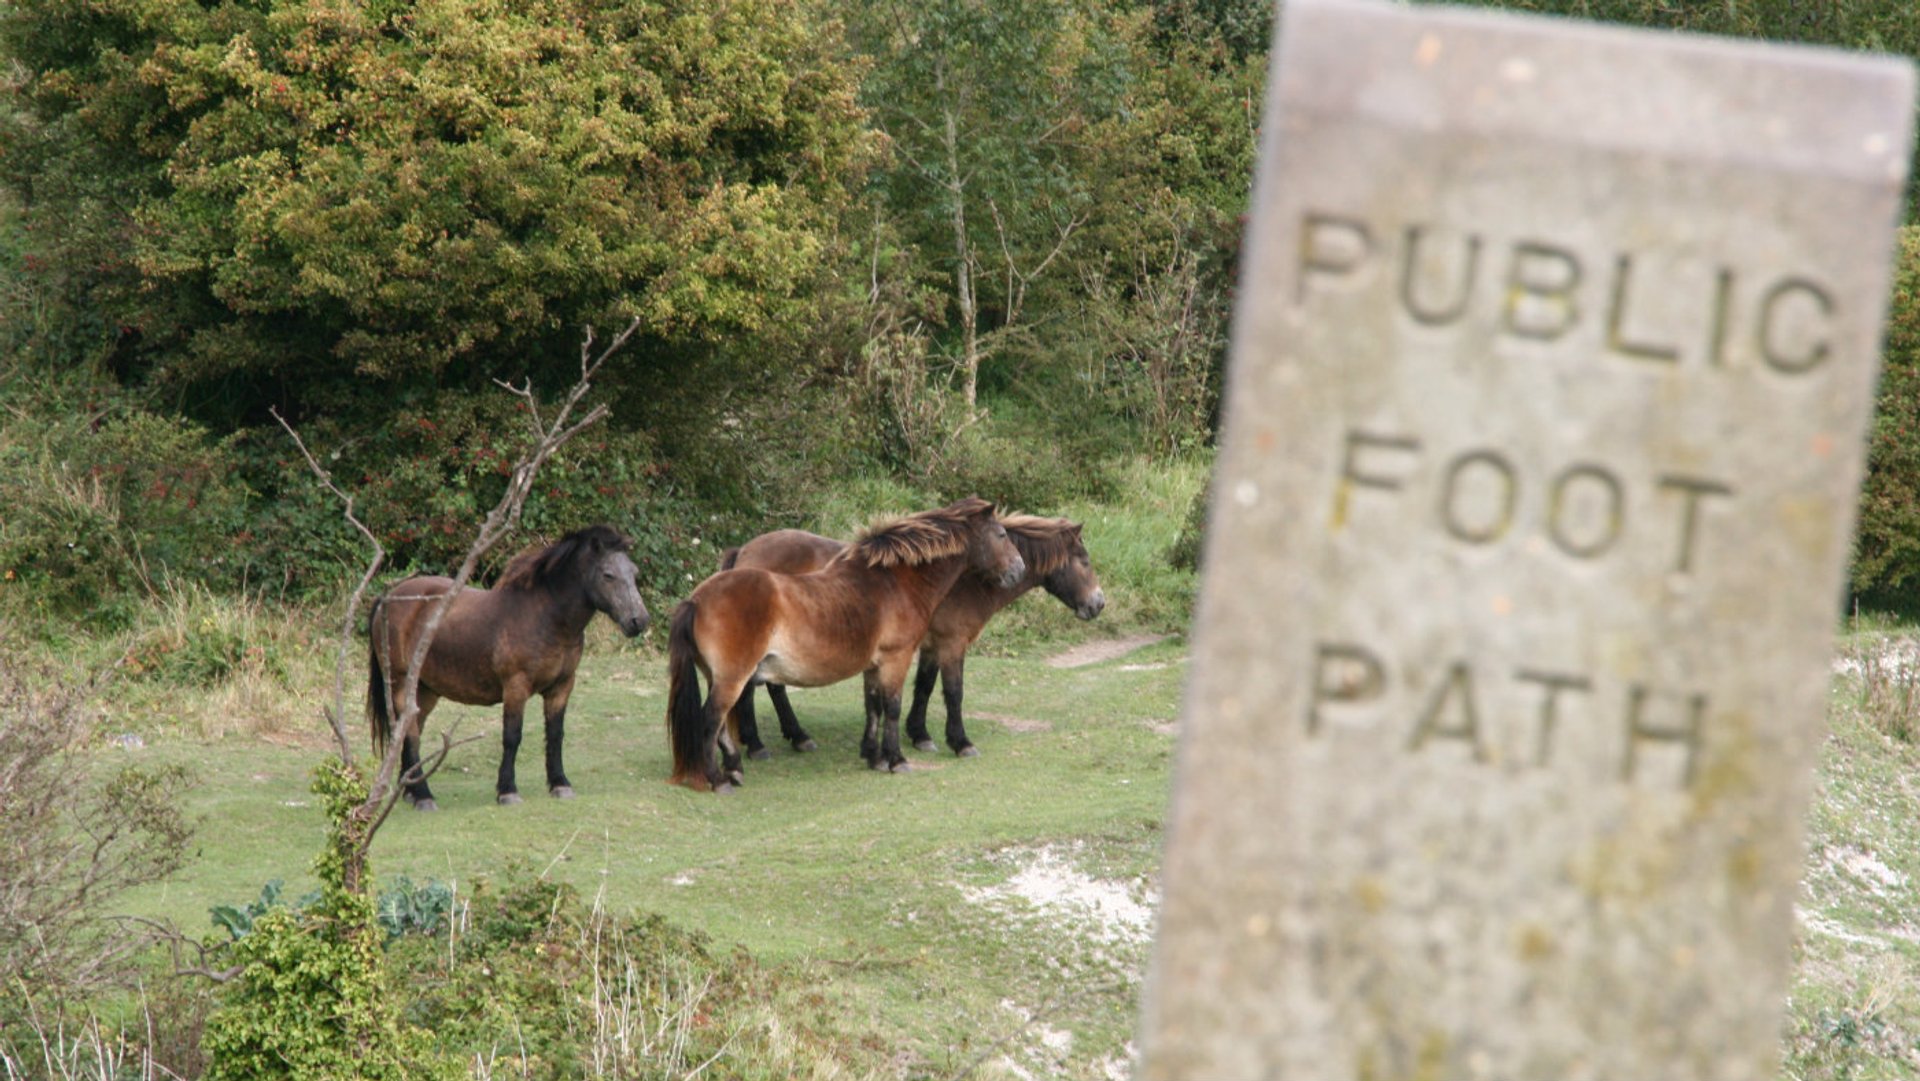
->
[1004,515,1105,619]
[501,525,650,637]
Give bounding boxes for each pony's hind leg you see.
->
[721,700,749,784]
[736,684,772,761]
[861,668,911,773]
[401,693,442,810]
[904,652,941,752]
[703,672,753,793]
[767,684,817,752]
[940,655,977,757]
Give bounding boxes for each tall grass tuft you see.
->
[0,1005,181,1081]
[1855,639,1920,744]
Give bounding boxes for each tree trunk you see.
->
[940,97,980,415]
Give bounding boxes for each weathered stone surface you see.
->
[1138,2,1913,1078]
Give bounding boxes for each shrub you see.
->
[1854,225,1920,602]
[0,658,193,1022]
[201,760,459,1081]
[0,400,252,629]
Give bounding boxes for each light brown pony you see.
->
[368,524,649,809]
[720,515,1104,757]
[665,498,1025,792]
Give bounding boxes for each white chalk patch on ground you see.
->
[1801,908,1890,948]
[1045,634,1171,669]
[1829,844,1908,894]
[967,842,1158,946]
[1099,1045,1139,1081]
[1832,636,1920,677]
[964,844,1159,1076]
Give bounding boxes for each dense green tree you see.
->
[846,0,1133,414]
[1,0,872,417]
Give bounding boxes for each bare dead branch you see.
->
[103,915,244,983]
[269,405,386,765]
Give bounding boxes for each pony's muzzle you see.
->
[621,613,651,637]
[997,556,1026,589]
[1077,589,1106,621]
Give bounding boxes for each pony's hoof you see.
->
[550,786,576,800]
[748,747,773,761]
[714,782,737,796]
[497,792,523,806]
[889,760,912,774]
[914,739,939,753]
[867,759,886,771]
[956,744,980,758]
[794,739,818,753]
[727,769,745,786]
[413,799,439,812]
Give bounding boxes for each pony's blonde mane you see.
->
[847,497,994,568]
[1000,514,1082,577]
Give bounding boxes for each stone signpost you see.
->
[1138,1,1915,1077]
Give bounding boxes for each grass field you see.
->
[47,464,1205,1079]
[20,453,1920,1079]
[92,625,1920,1081]
[109,632,1184,1079]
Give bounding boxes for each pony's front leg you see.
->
[542,678,576,798]
[496,682,533,805]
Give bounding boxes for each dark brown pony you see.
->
[666,498,1025,792]
[368,524,650,809]
[721,515,1103,757]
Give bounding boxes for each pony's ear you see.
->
[978,500,997,519]
[1067,522,1085,539]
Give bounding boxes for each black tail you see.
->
[718,546,741,571]
[666,601,708,785]
[367,596,392,757]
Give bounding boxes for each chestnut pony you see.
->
[368,524,649,809]
[665,498,1024,792]
[721,515,1104,758]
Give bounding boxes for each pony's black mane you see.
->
[847,497,995,568]
[497,524,631,591]
[1000,515,1083,577]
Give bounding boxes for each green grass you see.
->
[1785,630,1920,1081]
[38,457,1920,1079]
[40,464,1209,1076]
[114,632,1186,1078]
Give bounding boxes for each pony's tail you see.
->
[718,546,741,572]
[367,597,392,758]
[665,601,708,786]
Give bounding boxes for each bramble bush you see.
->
[0,393,252,630]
